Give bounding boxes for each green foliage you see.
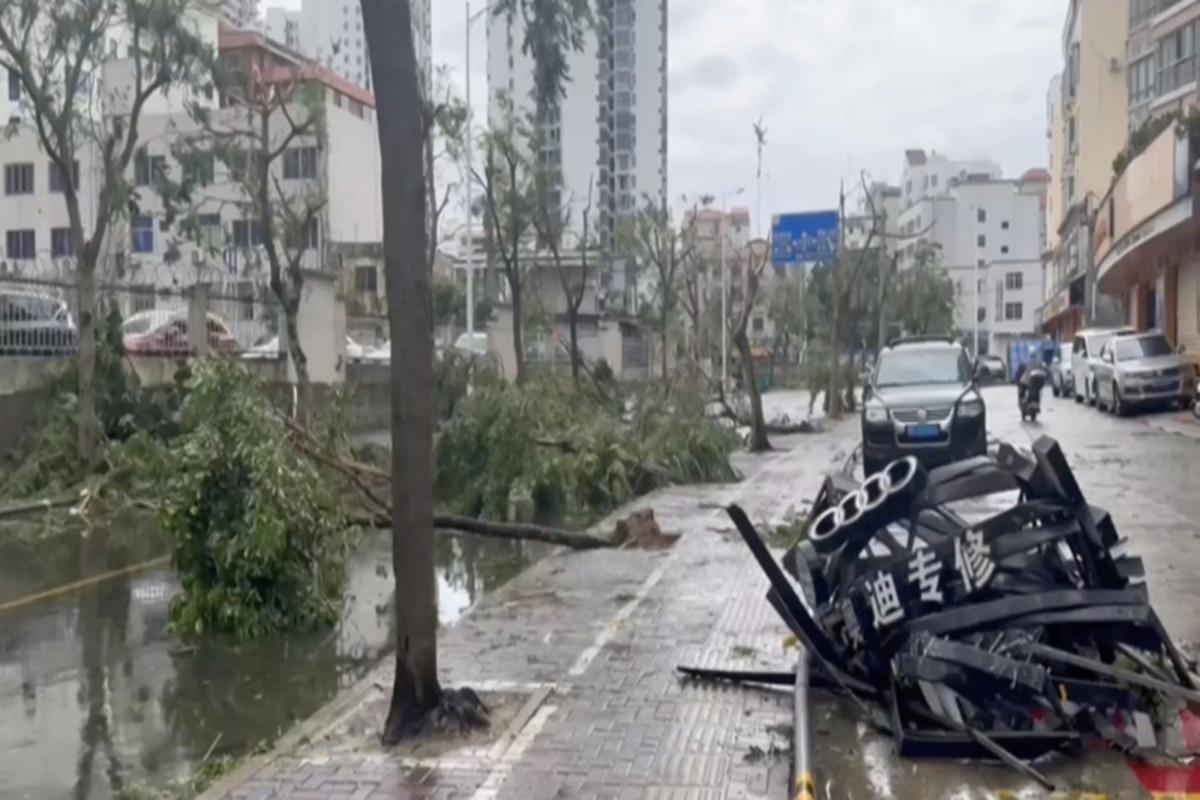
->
[434,348,503,421]
[114,753,243,800]
[1113,113,1177,177]
[161,359,347,640]
[0,306,184,498]
[432,276,466,327]
[435,377,738,521]
[493,0,593,112]
[886,244,957,337]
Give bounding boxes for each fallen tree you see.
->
[350,511,619,549]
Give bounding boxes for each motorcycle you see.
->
[1020,368,1047,423]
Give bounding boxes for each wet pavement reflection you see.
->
[0,526,545,800]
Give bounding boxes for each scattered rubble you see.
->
[682,436,1200,790]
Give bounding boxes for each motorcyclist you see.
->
[1016,355,1046,407]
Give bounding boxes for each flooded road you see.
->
[0,526,545,800]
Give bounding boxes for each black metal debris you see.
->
[680,435,1199,790]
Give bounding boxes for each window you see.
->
[134,150,165,186]
[1129,54,1157,105]
[1157,19,1199,95]
[977,208,987,223]
[1001,220,1010,230]
[1000,245,1009,255]
[131,215,154,253]
[197,213,222,246]
[287,218,319,250]
[7,67,19,101]
[48,160,79,193]
[355,264,378,293]
[977,258,986,269]
[752,317,764,333]
[4,162,33,195]
[977,234,986,248]
[5,229,34,259]
[184,153,214,187]
[1005,302,1024,321]
[977,307,987,323]
[1005,272,1023,290]
[931,175,938,189]
[50,227,74,257]
[232,219,263,248]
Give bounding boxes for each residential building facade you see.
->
[895,151,1048,357]
[1042,0,1129,341]
[263,6,302,51]
[220,0,259,29]
[487,0,668,256]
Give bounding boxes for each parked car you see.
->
[861,336,987,476]
[1050,342,1073,397]
[122,309,239,356]
[976,354,1007,384]
[0,289,77,355]
[1092,331,1197,416]
[454,331,488,357]
[1071,326,1135,405]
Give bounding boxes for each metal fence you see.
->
[0,276,279,357]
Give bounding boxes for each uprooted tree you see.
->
[0,0,211,464]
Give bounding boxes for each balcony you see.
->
[1158,56,1198,98]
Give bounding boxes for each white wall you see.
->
[324,99,382,244]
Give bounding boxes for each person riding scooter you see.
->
[1015,358,1047,421]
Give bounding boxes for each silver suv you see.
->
[1093,331,1196,416]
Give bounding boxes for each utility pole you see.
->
[829,180,846,419]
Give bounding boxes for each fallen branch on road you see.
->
[0,495,77,521]
[349,511,618,550]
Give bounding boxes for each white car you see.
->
[453,331,488,356]
[1050,342,1072,397]
[1070,326,1134,405]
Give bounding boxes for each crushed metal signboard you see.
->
[680,436,1200,791]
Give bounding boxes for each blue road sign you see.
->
[771,210,839,267]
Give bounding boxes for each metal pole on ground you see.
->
[793,651,814,800]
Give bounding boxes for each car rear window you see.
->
[875,348,970,387]
[1115,335,1172,361]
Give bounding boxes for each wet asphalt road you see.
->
[980,384,1200,651]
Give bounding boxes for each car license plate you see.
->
[907,424,940,441]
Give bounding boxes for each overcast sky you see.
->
[273,0,1064,230]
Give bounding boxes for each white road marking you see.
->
[468,703,558,800]
[568,555,673,677]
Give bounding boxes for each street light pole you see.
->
[463,1,494,341]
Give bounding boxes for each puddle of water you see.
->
[0,526,545,800]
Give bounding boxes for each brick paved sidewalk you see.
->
[201,427,854,800]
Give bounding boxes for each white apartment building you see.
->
[278,0,430,92]
[264,6,302,50]
[895,151,1049,357]
[487,0,668,256]
[899,149,1001,210]
[1,21,383,316]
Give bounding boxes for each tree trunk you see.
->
[660,314,669,381]
[282,296,311,420]
[362,0,441,744]
[510,276,525,384]
[567,304,580,384]
[77,263,98,464]
[735,327,770,452]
